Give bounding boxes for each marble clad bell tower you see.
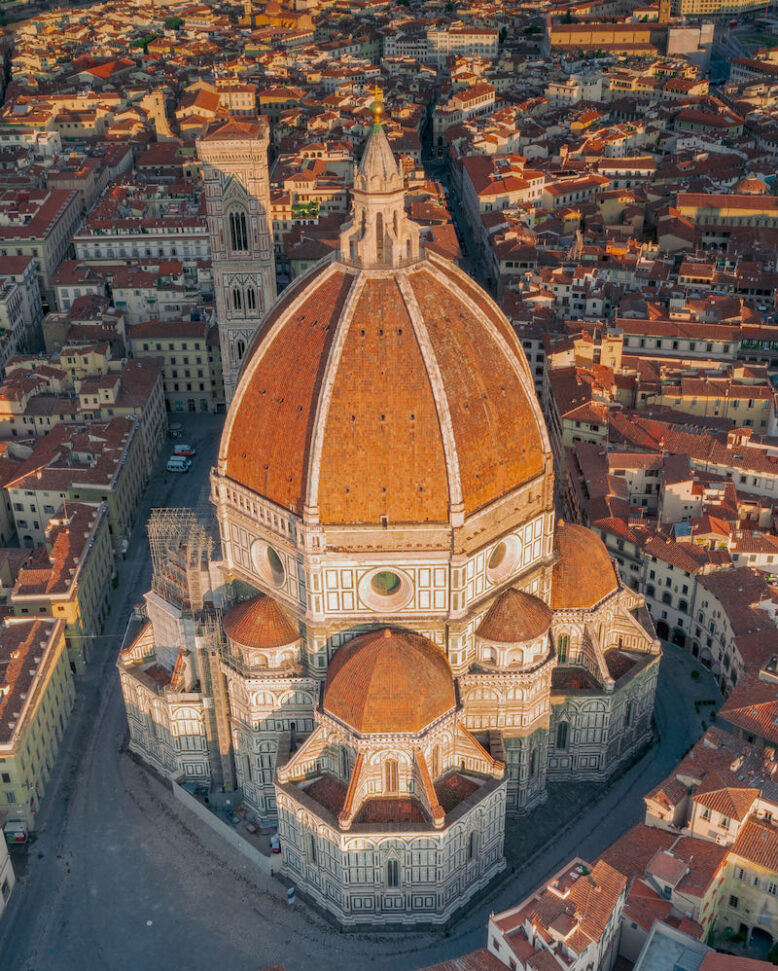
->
[197,117,276,403]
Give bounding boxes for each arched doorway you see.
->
[656,620,669,640]
[750,927,774,958]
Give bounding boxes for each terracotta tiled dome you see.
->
[323,628,456,734]
[222,594,299,649]
[734,176,768,195]
[551,521,618,610]
[476,588,552,643]
[218,128,549,528]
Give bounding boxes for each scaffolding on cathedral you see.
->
[147,508,215,612]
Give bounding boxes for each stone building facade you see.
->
[196,117,276,402]
[119,116,660,927]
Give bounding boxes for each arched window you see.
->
[557,634,568,663]
[376,211,384,261]
[229,211,248,252]
[387,859,399,888]
[232,287,242,311]
[308,833,317,865]
[340,748,348,779]
[467,831,477,860]
[236,339,246,361]
[246,286,256,311]
[385,758,398,793]
[556,721,569,750]
[529,749,537,778]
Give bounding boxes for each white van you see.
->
[166,456,191,473]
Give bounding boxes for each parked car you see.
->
[167,456,191,473]
[173,444,196,457]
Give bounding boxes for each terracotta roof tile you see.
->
[324,627,455,735]
[551,521,619,610]
[222,594,299,650]
[476,588,552,643]
[731,816,778,873]
[222,251,548,525]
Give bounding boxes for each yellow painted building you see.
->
[717,815,778,951]
[10,502,115,674]
[672,0,766,16]
[640,373,774,433]
[0,837,14,917]
[127,319,224,414]
[0,619,75,835]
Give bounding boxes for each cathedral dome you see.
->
[219,128,549,528]
[476,588,552,643]
[551,521,618,610]
[222,593,299,649]
[323,627,456,734]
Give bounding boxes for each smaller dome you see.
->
[223,594,299,649]
[477,588,552,643]
[551,521,618,610]
[324,628,455,734]
[734,175,768,195]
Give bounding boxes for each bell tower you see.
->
[197,117,276,403]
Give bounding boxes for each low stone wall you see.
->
[172,783,277,876]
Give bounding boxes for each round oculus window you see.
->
[486,535,522,584]
[251,540,286,587]
[371,571,401,596]
[359,567,414,611]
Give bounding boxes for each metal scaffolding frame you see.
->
[147,507,215,611]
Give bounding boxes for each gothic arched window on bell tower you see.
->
[246,286,256,311]
[236,339,246,361]
[232,287,242,311]
[229,210,249,252]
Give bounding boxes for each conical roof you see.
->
[354,123,402,193]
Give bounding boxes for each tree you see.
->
[563,8,574,23]
[164,16,183,30]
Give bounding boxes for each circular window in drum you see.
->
[486,535,522,584]
[371,571,401,596]
[251,540,286,587]
[359,567,414,611]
